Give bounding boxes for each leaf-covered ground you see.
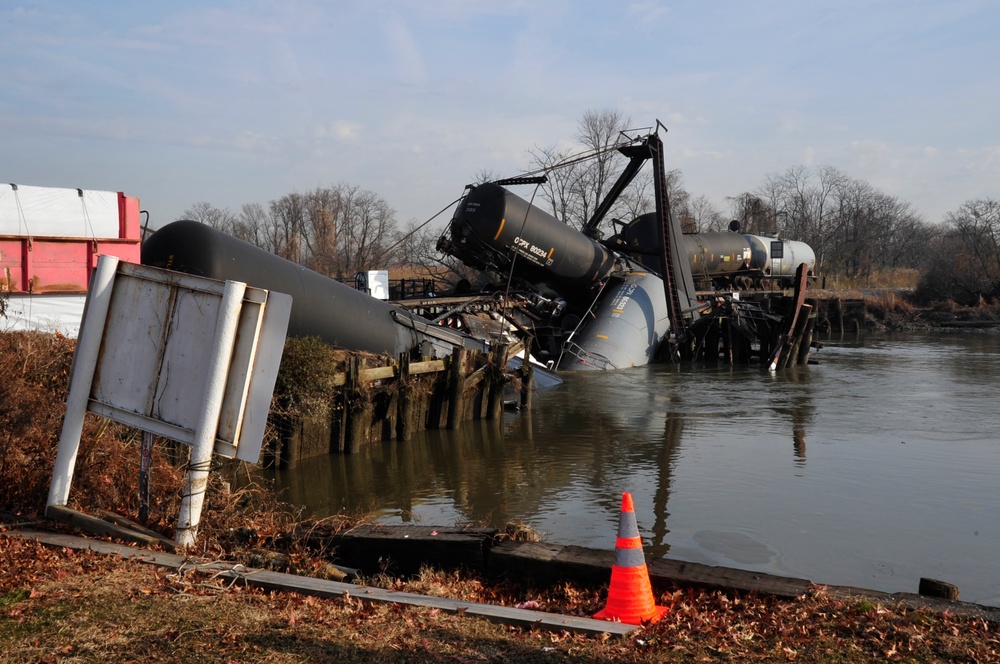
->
[2,329,999,662]
[2,534,999,663]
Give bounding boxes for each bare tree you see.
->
[336,185,398,277]
[528,143,584,225]
[810,166,851,271]
[182,202,237,230]
[920,198,1000,303]
[688,195,726,232]
[528,109,637,231]
[301,187,341,277]
[727,193,777,236]
[572,109,632,227]
[235,202,276,252]
[472,168,502,186]
[268,193,307,265]
[950,198,1000,286]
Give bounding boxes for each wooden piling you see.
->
[704,317,721,364]
[446,347,467,429]
[396,352,413,441]
[831,297,844,335]
[345,356,374,453]
[486,344,507,421]
[797,301,818,365]
[784,303,809,369]
[519,342,533,410]
[271,344,516,463]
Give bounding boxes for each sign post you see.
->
[46,256,291,546]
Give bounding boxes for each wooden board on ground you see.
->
[5,529,637,637]
[489,541,811,599]
[45,505,178,552]
[318,524,497,577]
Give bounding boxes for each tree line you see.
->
[183,183,443,283]
[181,110,998,305]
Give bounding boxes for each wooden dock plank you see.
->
[489,541,811,599]
[5,529,635,637]
[322,524,497,577]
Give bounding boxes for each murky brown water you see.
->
[265,331,1000,606]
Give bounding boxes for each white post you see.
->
[175,280,246,547]
[46,255,120,511]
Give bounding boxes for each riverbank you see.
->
[823,288,1000,332]
[2,321,999,661]
[3,524,999,662]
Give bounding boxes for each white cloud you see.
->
[315,121,363,141]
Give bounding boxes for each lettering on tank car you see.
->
[610,282,638,318]
[512,236,550,264]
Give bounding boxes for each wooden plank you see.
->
[359,365,396,381]
[490,541,811,599]
[5,529,635,637]
[330,359,447,387]
[408,359,447,375]
[45,505,178,552]
[649,558,810,599]
[322,525,496,577]
[488,542,614,586]
[463,365,488,390]
[7,529,190,567]
[504,339,526,363]
[96,509,178,551]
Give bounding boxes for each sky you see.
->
[2,0,998,231]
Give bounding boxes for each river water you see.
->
[265,331,1000,606]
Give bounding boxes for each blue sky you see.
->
[3,1,998,229]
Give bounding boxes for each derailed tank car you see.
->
[439,182,619,303]
[607,212,816,290]
[438,183,674,371]
[436,131,817,372]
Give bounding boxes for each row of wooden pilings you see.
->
[266,341,533,468]
[820,297,868,335]
[682,295,814,367]
[684,294,868,367]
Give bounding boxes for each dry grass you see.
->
[862,292,1000,330]
[820,268,922,291]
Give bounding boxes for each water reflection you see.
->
[766,368,816,468]
[264,332,1000,606]
[650,399,684,558]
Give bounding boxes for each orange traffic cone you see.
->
[593,492,668,625]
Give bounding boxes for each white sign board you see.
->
[47,256,291,545]
[84,261,290,461]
